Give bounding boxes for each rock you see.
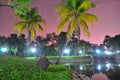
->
[36,54,49,70]
[72,71,90,80]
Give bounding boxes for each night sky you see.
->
[0,0,120,45]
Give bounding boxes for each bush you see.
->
[0,54,72,80]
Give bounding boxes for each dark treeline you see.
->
[0,32,120,57]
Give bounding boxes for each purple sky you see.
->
[0,0,120,45]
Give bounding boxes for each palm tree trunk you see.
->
[27,30,31,57]
[55,39,70,64]
[76,26,80,55]
[28,30,31,45]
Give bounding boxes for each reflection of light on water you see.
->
[119,64,120,67]
[106,63,111,68]
[80,66,83,70]
[97,64,102,71]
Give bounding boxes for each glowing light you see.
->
[79,50,83,54]
[106,63,111,68]
[116,50,120,53]
[64,49,70,54]
[1,47,8,53]
[118,64,120,67]
[80,66,83,70]
[95,49,101,54]
[97,64,102,71]
[30,47,37,53]
[105,50,112,55]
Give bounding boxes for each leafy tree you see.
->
[13,7,46,44]
[103,35,111,49]
[0,0,32,15]
[55,0,98,64]
[103,34,120,51]
[6,34,26,57]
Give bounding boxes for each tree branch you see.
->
[0,4,13,8]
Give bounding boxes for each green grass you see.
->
[25,54,91,60]
[0,54,72,80]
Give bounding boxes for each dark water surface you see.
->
[63,59,120,80]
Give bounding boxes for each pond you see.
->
[62,59,120,80]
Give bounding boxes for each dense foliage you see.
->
[0,33,93,57]
[103,34,120,51]
[0,54,72,80]
[0,0,32,15]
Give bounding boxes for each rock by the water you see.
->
[72,71,90,80]
[36,54,49,70]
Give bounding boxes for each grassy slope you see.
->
[0,54,72,80]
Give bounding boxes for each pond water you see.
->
[63,59,120,80]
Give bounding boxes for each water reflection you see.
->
[63,60,120,80]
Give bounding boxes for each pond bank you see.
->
[49,58,92,64]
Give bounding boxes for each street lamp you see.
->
[30,47,37,53]
[0,47,8,53]
[79,50,83,55]
[64,48,70,56]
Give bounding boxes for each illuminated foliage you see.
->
[0,0,32,15]
[8,0,33,14]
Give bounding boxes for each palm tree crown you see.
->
[13,7,46,42]
[55,0,98,39]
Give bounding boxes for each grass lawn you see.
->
[25,54,91,60]
[0,54,72,80]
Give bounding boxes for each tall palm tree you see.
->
[55,0,98,64]
[13,7,46,44]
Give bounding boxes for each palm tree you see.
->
[55,0,98,64]
[13,7,46,44]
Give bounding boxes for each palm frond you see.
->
[57,15,70,34]
[55,4,71,19]
[79,19,90,37]
[78,0,96,12]
[29,26,35,38]
[13,22,27,30]
[80,13,98,26]
[13,22,26,37]
[14,14,26,21]
[66,22,72,38]
[36,24,44,32]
